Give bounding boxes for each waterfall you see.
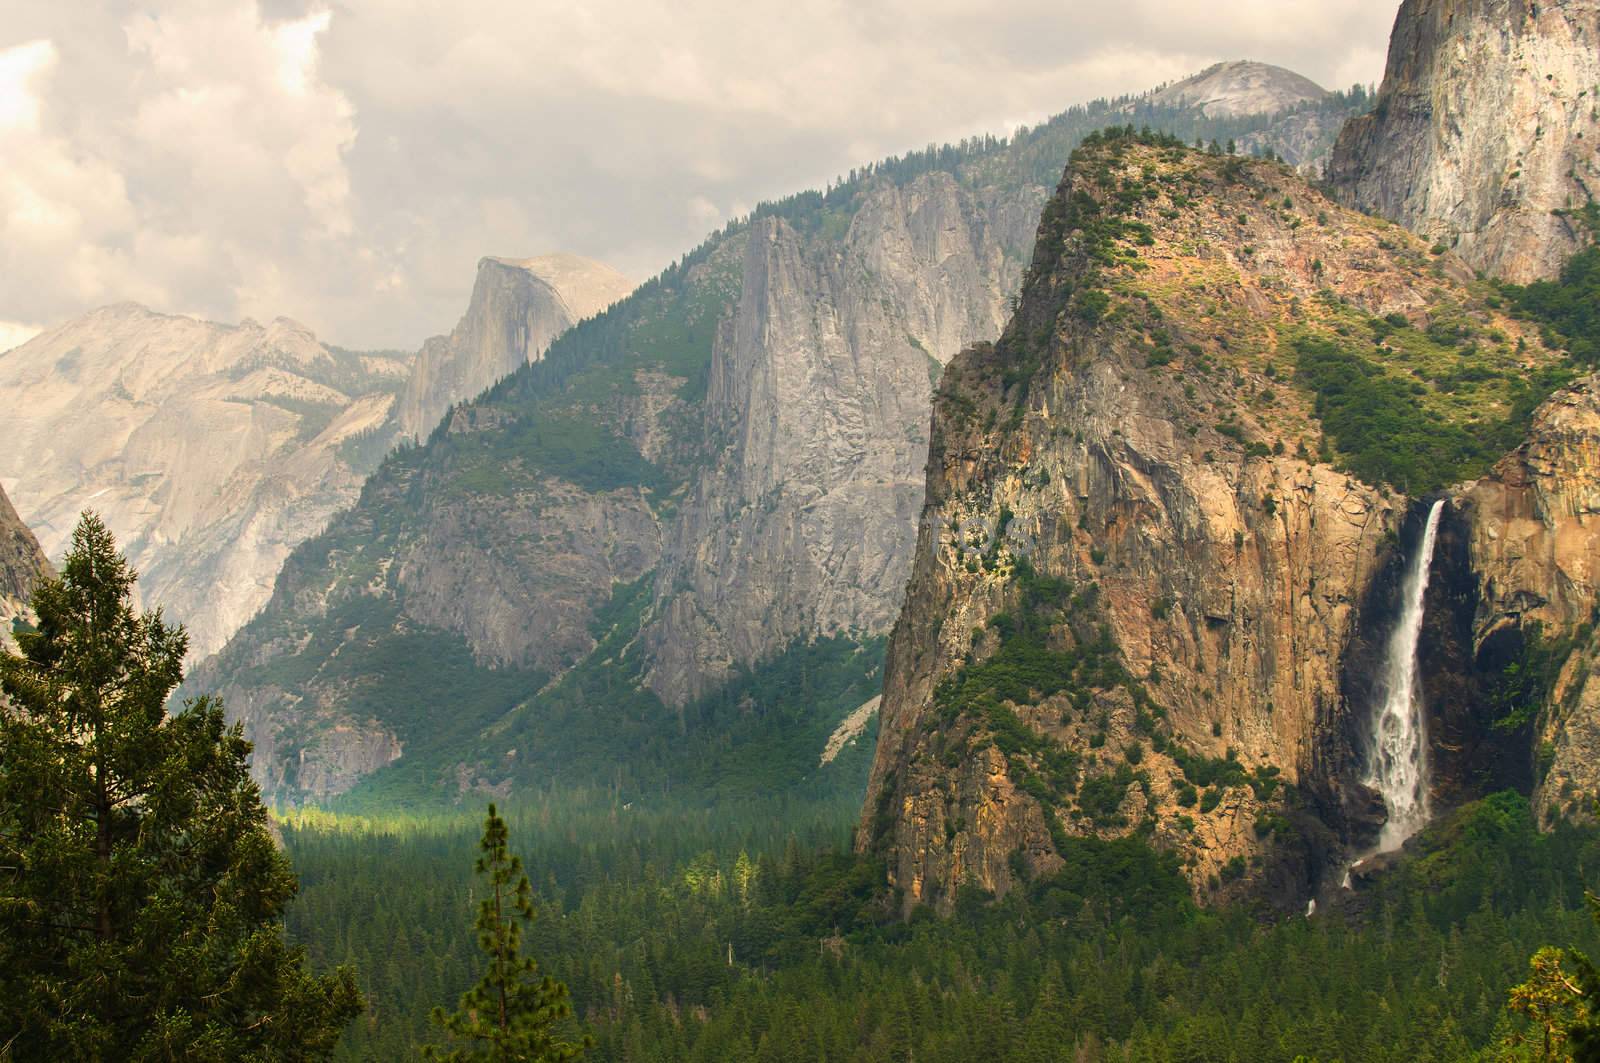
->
[1363,499,1446,854]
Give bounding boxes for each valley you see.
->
[6,0,1600,1057]
[189,65,1372,812]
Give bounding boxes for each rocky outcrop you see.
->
[1454,379,1600,825]
[212,677,405,801]
[1236,108,1353,175]
[0,484,51,647]
[396,465,664,673]
[1537,660,1600,825]
[1327,0,1600,283]
[1150,61,1329,119]
[1460,385,1600,647]
[639,174,1038,705]
[857,134,1558,912]
[822,697,881,767]
[0,304,411,659]
[397,254,633,440]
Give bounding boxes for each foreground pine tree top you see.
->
[424,802,591,1063]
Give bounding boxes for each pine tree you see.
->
[1572,917,1600,1063]
[1495,801,1600,1061]
[0,513,361,1060]
[424,804,590,1062]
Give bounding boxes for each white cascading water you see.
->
[1363,498,1446,854]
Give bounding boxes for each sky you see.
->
[0,0,1400,352]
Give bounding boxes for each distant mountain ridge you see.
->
[0,303,411,659]
[1148,60,1329,118]
[0,253,627,661]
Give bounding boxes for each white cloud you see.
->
[1,0,1400,349]
[0,38,52,129]
[0,321,42,353]
[0,3,363,339]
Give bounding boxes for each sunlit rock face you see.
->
[0,303,413,659]
[858,137,1569,914]
[1327,0,1600,283]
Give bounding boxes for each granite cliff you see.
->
[0,305,411,659]
[1450,384,1600,829]
[0,484,51,648]
[636,177,1037,706]
[397,254,634,440]
[1327,0,1600,283]
[857,132,1577,912]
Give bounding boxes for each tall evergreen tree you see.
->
[0,513,361,1060]
[424,804,590,1062]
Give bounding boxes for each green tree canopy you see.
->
[424,803,590,1062]
[1492,798,1600,1062]
[0,513,360,1060]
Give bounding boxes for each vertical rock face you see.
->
[858,135,1559,912]
[1327,0,1600,283]
[0,484,52,647]
[396,255,634,440]
[1453,380,1600,825]
[0,304,411,659]
[640,175,1039,704]
[1460,387,1600,651]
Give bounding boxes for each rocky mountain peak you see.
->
[1150,60,1329,118]
[395,253,633,440]
[490,253,635,322]
[1327,0,1600,283]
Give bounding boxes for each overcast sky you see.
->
[0,0,1400,352]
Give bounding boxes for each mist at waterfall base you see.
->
[1360,499,1448,864]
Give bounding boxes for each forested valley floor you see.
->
[285,784,1600,1061]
